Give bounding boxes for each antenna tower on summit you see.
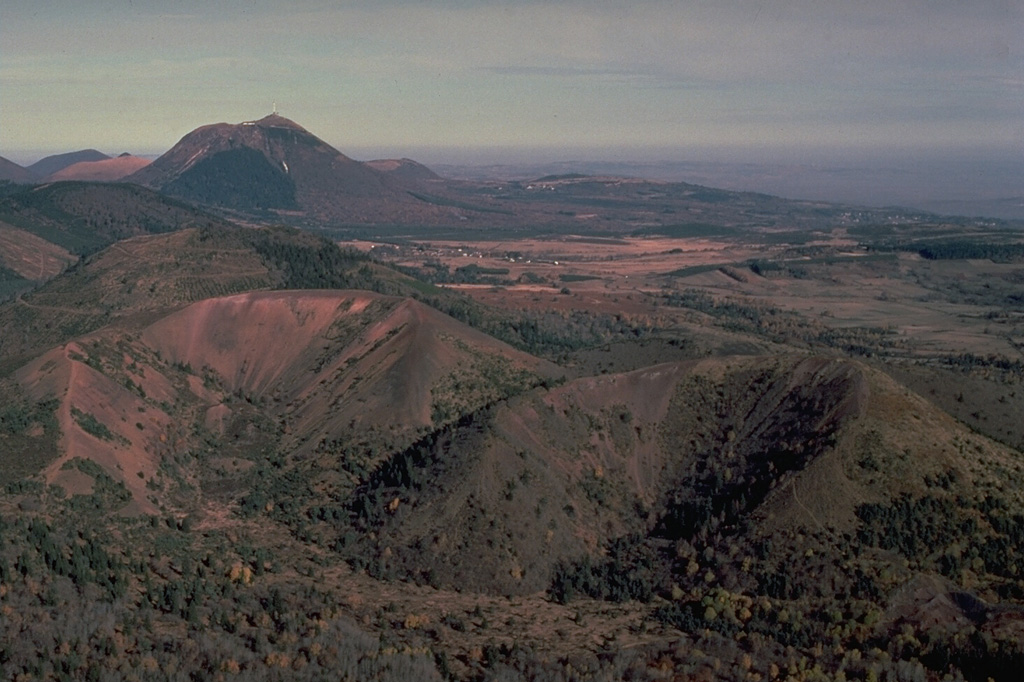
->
[273,101,278,115]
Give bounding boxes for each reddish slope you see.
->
[15,340,177,514]
[141,290,560,455]
[27,149,109,178]
[12,290,560,511]
[46,154,151,182]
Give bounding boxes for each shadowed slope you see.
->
[0,156,36,183]
[0,181,229,257]
[342,354,1020,596]
[27,150,110,178]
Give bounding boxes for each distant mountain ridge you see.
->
[0,155,36,183]
[28,149,111,178]
[126,114,450,223]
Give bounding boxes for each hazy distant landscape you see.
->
[419,147,1024,221]
[12,145,1020,221]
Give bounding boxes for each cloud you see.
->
[2,1,1020,154]
[8,3,1020,88]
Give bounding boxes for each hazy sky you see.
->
[2,1,1021,164]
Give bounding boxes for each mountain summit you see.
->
[126,114,436,222]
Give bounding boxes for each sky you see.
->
[1,1,1022,169]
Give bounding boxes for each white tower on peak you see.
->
[273,100,278,115]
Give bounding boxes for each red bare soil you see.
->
[12,290,559,510]
[141,290,558,442]
[45,155,152,182]
[15,340,175,512]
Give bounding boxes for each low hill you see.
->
[9,289,561,514]
[365,158,442,183]
[45,154,151,182]
[20,318,1007,606]
[0,181,230,303]
[0,155,36,183]
[6,330,1020,679]
[27,149,110,178]
[0,222,462,367]
[340,354,1020,596]
[0,181,228,257]
[142,291,558,437]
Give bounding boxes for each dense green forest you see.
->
[164,149,299,212]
